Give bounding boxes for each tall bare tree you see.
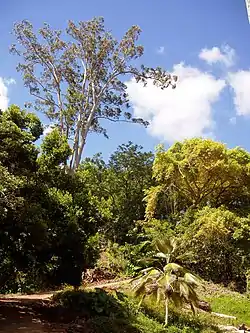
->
[11,18,177,170]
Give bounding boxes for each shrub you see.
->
[96,240,151,277]
[52,288,127,318]
[180,207,250,291]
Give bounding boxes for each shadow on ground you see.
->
[0,289,141,333]
[0,300,67,332]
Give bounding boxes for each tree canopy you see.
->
[146,138,250,219]
[0,105,101,292]
[11,18,177,170]
[79,142,154,243]
[2,111,250,294]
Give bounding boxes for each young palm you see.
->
[132,238,202,326]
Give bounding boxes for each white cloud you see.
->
[0,77,9,111]
[126,63,226,143]
[199,45,235,67]
[156,46,165,55]
[228,70,250,116]
[43,124,55,135]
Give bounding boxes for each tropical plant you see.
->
[132,238,202,326]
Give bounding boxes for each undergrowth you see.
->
[51,288,227,332]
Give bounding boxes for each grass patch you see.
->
[195,281,250,326]
[140,297,225,333]
[49,280,249,332]
[208,295,250,326]
[50,287,228,332]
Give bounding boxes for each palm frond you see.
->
[176,251,195,262]
[134,281,147,297]
[165,273,176,286]
[138,294,145,307]
[138,240,151,250]
[132,237,202,327]
[184,272,202,287]
[155,238,176,254]
[132,268,161,295]
[132,267,159,280]
[171,291,184,308]
[164,262,183,273]
[179,280,190,299]
[155,252,168,259]
[137,257,158,265]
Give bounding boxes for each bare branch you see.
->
[30,93,59,108]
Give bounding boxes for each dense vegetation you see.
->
[1,16,250,332]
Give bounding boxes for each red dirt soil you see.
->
[0,300,67,332]
[0,279,131,332]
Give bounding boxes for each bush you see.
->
[52,288,167,332]
[96,242,130,276]
[179,207,250,291]
[96,240,153,277]
[52,288,128,318]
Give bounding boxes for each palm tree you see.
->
[132,238,202,326]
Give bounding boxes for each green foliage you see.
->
[0,105,102,292]
[79,142,154,243]
[132,238,202,326]
[96,240,151,277]
[0,164,24,217]
[0,105,48,292]
[134,219,176,244]
[2,104,250,333]
[5,12,250,332]
[141,298,223,333]
[52,288,163,332]
[53,288,126,317]
[146,138,250,219]
[139,138,250,294]
[0,105,42,175]
[52,288,217,333]
[180,207,250,290]
[39,128,72,167]
[97,242,131,276]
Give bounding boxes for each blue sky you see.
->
[1,0,250,159]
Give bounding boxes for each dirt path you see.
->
[0,279,131,332]
[0,278,132,302]
[0,293,57,302]
[0,301,66,332]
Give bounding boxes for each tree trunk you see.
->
[165,298,169,326]
[69,117,82,169]
[72,105,96,170]
[73,137,86,170]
